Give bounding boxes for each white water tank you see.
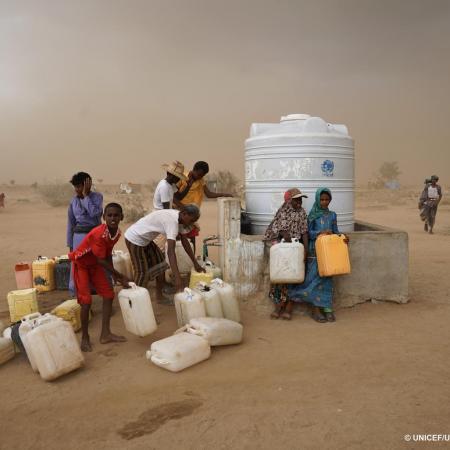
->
[245,114,355,234]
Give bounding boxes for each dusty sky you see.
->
[1,0,449,186]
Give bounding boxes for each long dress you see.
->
[288,211,339,310]
[264,202,308,305]
[67,192,103,295]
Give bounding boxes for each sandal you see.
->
[270,310,281,319]
[281,311,292,320]
[324,311,336,322]
[270,305,283,319]
[311,311,327,323]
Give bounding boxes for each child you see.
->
[288,188,349,323]
[153,161,187,210]
[69,203,130,352]
[174,161,233,250]
[125,204,204,299]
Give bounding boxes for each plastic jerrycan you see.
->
[184,317,243,346]
[146,332,211,372]
[174,288,206,327]
[270,239,305,284]
[32,256,55,292]
[210,279,241,323]
[166,241,194,274]
[194,282,224,318]
[189,268,213,289]
[19,312,47,372]
[55,257,71,290]
[118,283,157,337]
[28,317,84,381]
[112,251,127,278]
[122,252,134,280]
[203,260,222,279]
[315,234,351,277]
[51,299,83,332]
[7,288,39,323]
[14,262,33,290]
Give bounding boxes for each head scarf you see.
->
[308,187,332,223]
[264,190,308,241]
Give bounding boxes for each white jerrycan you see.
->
[174,288,206,328]
[270,239,305,284]
[210,279,241,323]
[122,252,134,280]
[194,283,224,318]
[19,312,46,372]
[112,250,127,279]
[203,260,222,279]
[118,283,157,337]
[27,317,84,381]
[184,317,243,346]
[146,332,211,372]
[166,241,194,274]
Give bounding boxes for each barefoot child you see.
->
[69,203,130,352]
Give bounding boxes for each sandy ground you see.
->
[0,186,450,450]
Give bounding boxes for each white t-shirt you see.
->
[153,179,178,210]
[428,186,439,199]
[125,209,180,246]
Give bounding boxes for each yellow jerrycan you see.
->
[315,234,351,277]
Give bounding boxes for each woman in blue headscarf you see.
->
[288,187,348,323]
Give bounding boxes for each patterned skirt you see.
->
[288,256,333,309]
[125,238,169,286]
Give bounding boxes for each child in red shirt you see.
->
[69,203,130,352]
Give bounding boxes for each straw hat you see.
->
[162,161,187,180]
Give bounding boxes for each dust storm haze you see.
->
[1,0,449,186]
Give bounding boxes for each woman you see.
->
[288,187,348,323]
[419,175,442,234]
[67,172,103,295]
[264,188,309,320]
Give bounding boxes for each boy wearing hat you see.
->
[153,161,186,211]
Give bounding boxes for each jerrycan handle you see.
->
[174,325,188,334]
[186,326,203,337]
[128,282,138,290]
[184,288,194,301]
[21,312,42,322]
[211,278,224,287]
[146,351,169,365]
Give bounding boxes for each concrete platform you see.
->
[218,198,409,312]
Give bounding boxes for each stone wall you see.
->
[217,198,409,311]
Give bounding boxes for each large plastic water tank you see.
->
[245,114,354,234]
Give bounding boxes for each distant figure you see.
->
[0,193,4,208]
[69,203,129,352]
[67,172,103,294]
[174,161,233,249]
[419,175,442,234]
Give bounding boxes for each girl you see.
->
[288,187,348,323]
[265,188,309,320]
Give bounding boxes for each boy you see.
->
[174,161,233,208]
[174,161,233,249]
[125,204,204,298]
[153,161,186,210]
[69,203,130,352]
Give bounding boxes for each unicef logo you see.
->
[321,159,334,177]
